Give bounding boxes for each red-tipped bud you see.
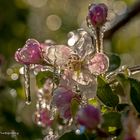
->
[15,39,42,65]
[88,3,108,27]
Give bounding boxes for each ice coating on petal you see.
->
[40,43,51,63]
[15,39,42,64]
[88,3,108,27]
[88,53,109,75]
[47,45,72,66]
[67,28,93,58]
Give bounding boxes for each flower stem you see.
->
[24,65,31,105]
[95,27,104,53]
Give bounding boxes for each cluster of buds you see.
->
[14,2,122,139]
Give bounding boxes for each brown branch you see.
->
[105,1,140,39]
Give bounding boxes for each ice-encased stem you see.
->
[24,65,31,105]
[95,27,104,53]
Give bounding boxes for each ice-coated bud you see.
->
[52,86,77,119]
[88,53,109,75]
[52,87,74,108]
[15,39,42,65]
[88,3,108,27]
[77,105,100,130]
[47,45,72,66]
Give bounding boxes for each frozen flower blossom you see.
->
[47,45,72,67]
[88,3,108,28]
[88,53,109,75]
[15,39,42,65]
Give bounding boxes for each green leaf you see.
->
[70,98,79,117]
[97,76,119,107]
[58,131,87,140]
[102,112,122,135]
[36,71,59,88]
[113,83,125,97]
[116,73,130,96]
[88,98,98,107]
[108,54,121,72]
[129,78,140,113]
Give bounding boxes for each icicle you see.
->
[24,65,31,105]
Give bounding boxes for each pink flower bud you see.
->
[52,87,78,119]
[52,87,74,108]
[88,53,109,75]
[77,105,100,130]
[15,39,42,65]
[88,3,108,27]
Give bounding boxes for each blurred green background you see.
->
[0,0,140,139]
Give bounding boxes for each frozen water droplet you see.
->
[24,65,31,104]
[26,101,31,105]
[75,126,85,135]
[26,100,31,105]
[19,67,24,74]
[75,129,80,135]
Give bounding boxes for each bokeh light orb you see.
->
[46,15,62,31]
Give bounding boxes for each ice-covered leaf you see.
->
[108,54,121,72]
[102,112,122,135]
[36,71,59,88]
[70,98,79,117]
[130,78,140,113]
[97,76,119,107]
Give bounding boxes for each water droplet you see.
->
[26,100,31,105]
[19,67,24,74]
[75,126,85,135]
[75,129,80,135]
